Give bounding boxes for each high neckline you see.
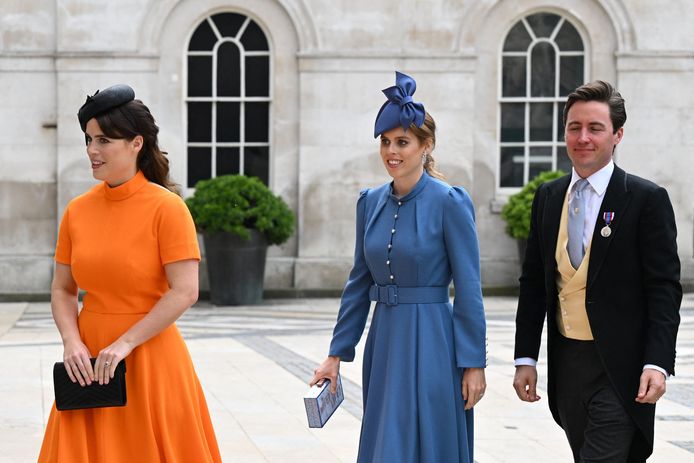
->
[103,170,149,201]
[389,171,430,202]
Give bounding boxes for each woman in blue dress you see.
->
[310,71,487,462]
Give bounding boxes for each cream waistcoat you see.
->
[555,190,594,340]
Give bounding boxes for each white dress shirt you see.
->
[515,161,667,378]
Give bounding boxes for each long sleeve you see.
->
[328,189,374,362]
[639,187,682,375]
[443,187,486,368]
[514,183,549,361]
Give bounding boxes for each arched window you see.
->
[186,13,271,188]
[499,12,586,188]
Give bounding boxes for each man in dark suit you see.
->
[512,80,681,462]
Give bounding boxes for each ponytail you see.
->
[409,112,445,180]
[137,144,180,195]
[423,152,445,180]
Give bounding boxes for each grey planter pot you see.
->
[203,229,268,305]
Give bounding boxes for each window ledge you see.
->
[490,196,510,214]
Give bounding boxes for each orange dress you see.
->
[39,171,221,462]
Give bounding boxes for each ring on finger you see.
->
[104,361,111,367]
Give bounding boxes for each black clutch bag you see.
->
[53,358,127,411]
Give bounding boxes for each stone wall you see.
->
[0,0,692,296]
[0,0,57,294]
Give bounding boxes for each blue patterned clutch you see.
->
[304,375,344,428]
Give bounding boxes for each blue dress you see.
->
[329,172,487,462]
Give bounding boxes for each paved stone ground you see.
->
[1,294,692,462]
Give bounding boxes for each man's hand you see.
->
[635,368,666,404]
[513,365,541,402]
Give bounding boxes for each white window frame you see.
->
[497,14,588,193]
[184,14,273,193]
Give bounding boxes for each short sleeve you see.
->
[157,195,201,265]
[55,205,72,265]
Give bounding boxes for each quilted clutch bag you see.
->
[53,358,127,411]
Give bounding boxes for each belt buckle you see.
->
[385,285,398,306]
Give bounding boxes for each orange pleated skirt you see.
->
[38,310,222,462]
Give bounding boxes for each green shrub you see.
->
[501,170,566,240]
[185,175,295,245]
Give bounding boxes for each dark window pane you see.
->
[500,146,524,187]
[189,20,217,51]
[187,56,212,97]
[187,102,212,142]
[529,161,552,181]
[501,103,525,142]
[557,102,566,142]
[502,56,526,97]
[245,146,269,185]
[555,21,583,51]
[246,56,270,97]
[217,147,240,176]
[217,42,240,97]
[240,20,269,51]
[526,13,561,38]
[212,12,246,38]
[530,102,553,141]
[529,147,552,180]
[188,147,211,187]
[245,102,269,142]
[560,56,584,96]
[529,146,552,162]
[217,103,240,142]
[557,145,572,173]
[531,42,556,97]
[503,21,532,52]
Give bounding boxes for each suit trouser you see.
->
[554,334,644,463]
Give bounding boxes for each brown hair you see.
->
[563,80,627,133]
[409,112,445,180]
[94,100,180,194]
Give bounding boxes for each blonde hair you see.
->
[409,112,445,180]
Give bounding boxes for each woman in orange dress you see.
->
[38,84,222,462]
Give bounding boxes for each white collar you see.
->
[569,160,614,197]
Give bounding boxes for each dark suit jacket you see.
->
[514,165,682,460]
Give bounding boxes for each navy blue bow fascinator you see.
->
[373,71,426,138]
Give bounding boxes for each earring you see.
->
[422,152,427,163]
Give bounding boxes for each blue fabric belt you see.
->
[369,284,450,306]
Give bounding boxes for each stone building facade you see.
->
[1,0,693,296]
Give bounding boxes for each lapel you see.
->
[587,166,630,289]
[542,175,570,281]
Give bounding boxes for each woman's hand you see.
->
[462,367,486,410]
[94,339,134,385]
[52,263,92,386]
[63,339,94,387]
[309,356,340,393]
